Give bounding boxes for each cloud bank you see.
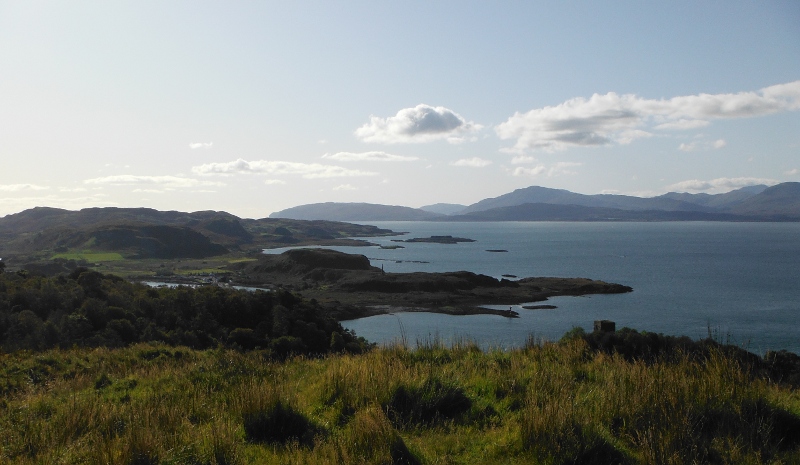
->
[84,175,223,189]
[192,159,377,179]
[451,157,492,167]
[0,184,49,192]
[496,80,800,152]
[356,104,481,144]
[322,151,418,162]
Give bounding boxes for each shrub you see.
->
[386,377,472,427]
[241,396,321,447]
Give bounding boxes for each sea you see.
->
[265,222,800,354]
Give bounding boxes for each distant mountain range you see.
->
[270,182,800,222]
[269,202,443,221]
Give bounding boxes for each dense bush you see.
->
[0,268,368,356]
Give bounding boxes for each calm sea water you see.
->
[267,222,800,354]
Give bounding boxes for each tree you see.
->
[0,260,5,273]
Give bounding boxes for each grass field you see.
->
[51,252,125,262]
[1,337,798,464]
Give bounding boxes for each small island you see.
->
[391,235,476,244]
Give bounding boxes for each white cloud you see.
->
[618,129,652,145]
[511,155,538,164]
[84,175,223,188]
[786,168,798,176]
[654,119,710,130]
[451,157,492,167]
[548,162,582,176]
[511,162,582,177]
[264,179,287,185]
[333,184,357,191]
[192,158,378,179]
[0,184,49,192]
[497,80,800,152]
[512,165,546,177]
[189,142,213,149]
[666,177,779,193]
[322,151,418,162]
[355,104,482,144]
[679,138,727,152]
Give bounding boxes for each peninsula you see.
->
[229,248,632,319]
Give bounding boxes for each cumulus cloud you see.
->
[512,166,546,177]
[333,184,357,191]
[785,168,798,176]
[189,142,213,149]
[84,175,223,188]
[497,80,800,152]
[451,157,492,167]
[322,151,418,162]
[713,139,727,149]
[0,184,49,192]
[192,158,377,179]
[264,179,287,185]
[355,104,482,144]
[666,177,779,193]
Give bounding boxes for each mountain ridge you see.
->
[268,182,800,222]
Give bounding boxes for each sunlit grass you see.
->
[1,340,798,464]
[51,252,125,261]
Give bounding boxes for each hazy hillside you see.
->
[728,182,800,218]
[419,203,467,215]
[459,185,715,214]
[658,185,767,209]
[445,203,755,222]
[270,202,444,221]
[264,183,799,222]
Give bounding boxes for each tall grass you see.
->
[1,338,798,464]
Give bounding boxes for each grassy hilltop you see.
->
[2,333,800,463]
[1,259,800,463]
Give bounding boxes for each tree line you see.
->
[0,267,369,357]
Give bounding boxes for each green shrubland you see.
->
[2,269,799,463]
[1,335,799,464]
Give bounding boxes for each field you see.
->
[51,252,125,262]
[2,337,799,464]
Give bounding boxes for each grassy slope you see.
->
[1,339,799,464]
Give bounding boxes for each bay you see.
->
[267,222,800,354]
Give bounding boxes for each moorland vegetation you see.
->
[1,268,800,464]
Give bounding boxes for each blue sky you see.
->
[1,1,799,218]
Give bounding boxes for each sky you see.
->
[1,1,799,219]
